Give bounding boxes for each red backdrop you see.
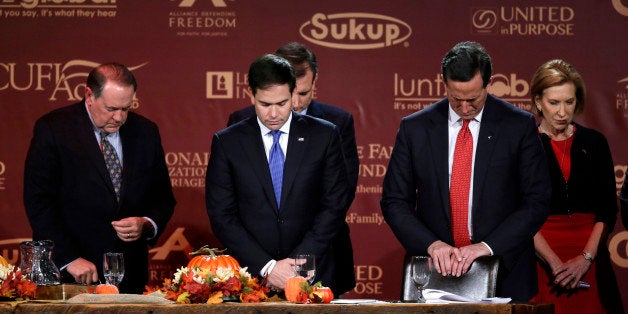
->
[1,0,626,305]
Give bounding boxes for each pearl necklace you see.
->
[539,122,573,141]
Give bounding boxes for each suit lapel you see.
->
[241,117,280,212]
[427,101,452,220]
[119,122,139,203]
[281,112,309,210]
[472,95,499,212]
[77,103,118,199]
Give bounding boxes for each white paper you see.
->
[423,289,511,304]
[331,299,388,304]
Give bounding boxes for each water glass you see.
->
[411,256,432,303]
[103,252,125,287]
[293,254,316,284]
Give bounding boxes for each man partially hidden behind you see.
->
[24,62,175,293]
[380,42,551,301]
[206,54,354,296]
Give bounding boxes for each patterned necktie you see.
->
[269,130,284,208]
[101,132,122,202]
[450,119,473,247]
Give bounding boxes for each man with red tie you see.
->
[381,42,551,301]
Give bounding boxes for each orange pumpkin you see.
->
[95,284,119,294]
[312,286,334,303]
[284,276,308,303]
[186,246,240,273]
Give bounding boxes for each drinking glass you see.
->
[103,252,125,287]
[293,254,316,284]
[411,256,432,303]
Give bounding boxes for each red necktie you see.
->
[450,119,472,247]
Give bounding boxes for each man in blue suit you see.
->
[381,42,551,301]
[206,54,353,296]
[227,42,358,295]
[227,42,358,198]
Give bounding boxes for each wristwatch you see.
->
[582,252,594,263]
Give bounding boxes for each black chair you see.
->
[401,255,499,302]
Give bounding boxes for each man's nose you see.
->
[291,95,300,109]
[269,106,279,117]
[460,102,473,113]
[112,110,123,121]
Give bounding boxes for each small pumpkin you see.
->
[187,246,240,273]
[284,276,308,303]
[312,286,334,303]
[95,283,119,294]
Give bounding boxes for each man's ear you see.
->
[248,87,255,105]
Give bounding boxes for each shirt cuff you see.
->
[60,257,81,271]
[260,259,277,277]
[143,216,158,240]
[480,241,494,256]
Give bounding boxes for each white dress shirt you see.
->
[256,114,292,277]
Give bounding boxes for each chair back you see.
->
[401,255,499,301]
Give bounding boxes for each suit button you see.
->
[277,218,284,224]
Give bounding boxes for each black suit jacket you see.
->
[206,112,354,295]
[227,100,359,192]
[381,94,552,301]
[24,102,175,293]
[227,101,358,294]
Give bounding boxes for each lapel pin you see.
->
[298,137,305,142]
[487,135,492,140]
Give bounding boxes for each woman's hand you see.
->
[552,254,592,289]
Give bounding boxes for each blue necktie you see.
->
[101,132,122,202]
[269,130,284,208]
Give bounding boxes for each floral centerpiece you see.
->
[144,246,269,304]
[0,256,36,300]
[284,276,334,304]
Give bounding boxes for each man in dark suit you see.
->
[227,42,358,195]
[24,63,175,293]
[206,54,353,296]
[227,42,357,295]
[380,42,551,301]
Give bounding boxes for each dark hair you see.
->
[441,41,492,87]
[248,54,296,95]
[530,59,585,117]
[86,62,137,98]
[275,42,317,79]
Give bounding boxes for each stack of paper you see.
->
[423,289,512,304]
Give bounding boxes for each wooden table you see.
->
[0,301,554,313]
